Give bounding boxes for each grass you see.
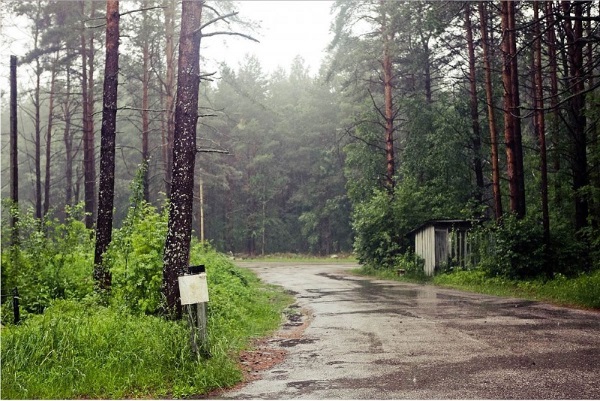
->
[239,252,358,264]
[351,265,600,310]
[433,268,600,310]
[1,248,293,399]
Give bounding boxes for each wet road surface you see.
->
[220,262,600,399]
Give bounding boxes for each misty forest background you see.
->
[2,0,600,292]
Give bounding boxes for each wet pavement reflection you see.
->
[219,262,600,400]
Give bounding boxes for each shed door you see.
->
[434,229,448,270]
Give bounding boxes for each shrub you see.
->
[351,178,466,270]
[107,201,168,315]
[1,203,94,315]
[476,214,546,279]
[1,245,292,399]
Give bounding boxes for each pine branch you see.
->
[201,31,259,43]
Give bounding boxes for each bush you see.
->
[476,214,546,279]
[351,190,404,269]
[1,244,292,399]
[351,178,466,270]
[1,203,94,315]
[107,201,169,315]
[473,214,593,280]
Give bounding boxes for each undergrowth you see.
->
[1,196,293,399]
[433,268,600,309]
[1,244,292,399]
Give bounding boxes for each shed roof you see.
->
[407,219,474,236]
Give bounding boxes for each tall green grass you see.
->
[353,264,600,310]
[433,268,600,309]
[1,245,292,399]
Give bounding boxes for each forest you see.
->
[2,0,600,312]
[1,0,600,397]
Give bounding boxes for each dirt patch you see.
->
[206,304,313,398]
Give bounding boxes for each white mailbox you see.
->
[178,273,209,305]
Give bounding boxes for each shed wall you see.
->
[415,225,436,276]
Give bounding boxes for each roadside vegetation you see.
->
[1,202,292,399]
[353,219,600,311]
[355,264,600,310]
[237,253,357,264]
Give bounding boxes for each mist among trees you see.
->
[2,0,600,312]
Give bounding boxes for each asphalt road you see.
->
[220,262,600,399]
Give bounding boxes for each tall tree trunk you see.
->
[87,5,97,220]
[478,2,503,221]
[80,0,96,229]
[141,6,151,202]
[94,0,120,292]
[545,2,561,179]
[380,0,395,192]
[44,53,58,217]
[464,3,485,205]
[33,18,42,221]
[63,67,74,207]
[198,176,205,242]
[533,1,550,245]
[163,0,176,196]
[586,2,600,228]
[162,0,203,318]
[10,55,19,242]
[500,0,525,218]
[562,1,589,231]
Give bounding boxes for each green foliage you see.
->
[1,299,239,399]
[473,214,592,280]
[1,202,94,315]
[107,201,168,315]
[351,177,465,269]
[1,239,292,399]
[351,190,403,269]
[480,214,546,279]
[434,268,600,309]
[475,214,546,279]
[190,242,291,346]
[353,251,428,283]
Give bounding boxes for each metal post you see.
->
[13,287,20,324]
[185,265,210,358]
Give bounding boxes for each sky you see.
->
[0,1,336,97]
[204,1,335,76]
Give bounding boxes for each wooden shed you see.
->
[409,220,474,276]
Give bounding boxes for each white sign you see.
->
[178,273,209,305]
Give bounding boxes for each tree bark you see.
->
[478,2,503,221]
[44,52,58,217]
[162,0,203,318]
[508,1,526,217]
[464,3,485,204]
[500,0,526,218]
[562,1,589,231]
[545,1,561,178]
[163,0,176,197]
[533,1,550,245]
[63,67,74,207]
[33,11,42,221]
[10,55,19,242]
[142,6,151,202]
[94,0,120,292]
[380,0,395,192]
[80,0,96,229]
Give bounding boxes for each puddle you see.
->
[278,338,317,347]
